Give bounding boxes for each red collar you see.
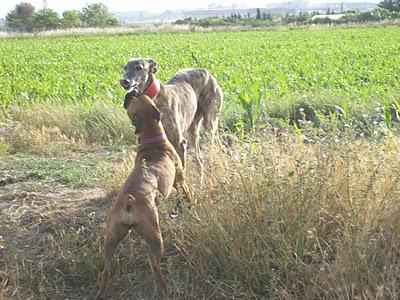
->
[143,78,161,100]
[139,133,167,145]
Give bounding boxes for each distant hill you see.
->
[114,2,378,25]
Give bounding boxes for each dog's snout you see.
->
[120,79,130,89]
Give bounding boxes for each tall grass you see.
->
[175,132,400,298]
[2,129,398,299]
[0,100,134,153]
[1,92,398,155]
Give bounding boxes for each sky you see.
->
[0,0,380,18]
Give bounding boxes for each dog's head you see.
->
[124,94,161,134]
[120,58,158,93]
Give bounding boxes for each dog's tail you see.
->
[118,194,137,226]
[125,194,136,212]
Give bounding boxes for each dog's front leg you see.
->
[173,169,200,221]
[179,181,193,209]
[179,138,187,169]
[173,168,189,206]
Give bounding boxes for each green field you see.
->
[1,27,400,130]
[1,27,400,299]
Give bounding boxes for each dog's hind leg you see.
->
[203,107,222,148]
[97,217,129,299]
[138,209,167,291]
[188,112,204,184]
[201,84,223,148]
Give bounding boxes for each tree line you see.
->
[5,2,118,32]
[379,0,400,11]
[175,1,400,28]
[4,0,399,32]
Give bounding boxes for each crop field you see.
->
[1,26,400,299]
[1,27,400,125]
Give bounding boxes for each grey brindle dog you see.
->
[120,58,223,182]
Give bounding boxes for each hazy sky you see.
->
[0,0,380,18]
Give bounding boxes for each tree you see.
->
[378,0,400,11]
[62,10,82,28]
[32,9,61,31]
[256,8,261,20]
[356,11,381,22]
[262,12,273,21]
[5,2,35,31]
[80,3,118,27]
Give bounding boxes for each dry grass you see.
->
[0,101,134,154]
[1,130,399,299]
[177,133,400,298]
[1,20,399,39]
[0,24,244,39]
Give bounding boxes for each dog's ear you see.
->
[132,114,142,134]
[124,94,131,109]
[147,59,158,74]
[152,106,161,122]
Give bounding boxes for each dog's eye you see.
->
[124,65,127,71]
[134,65,143,71]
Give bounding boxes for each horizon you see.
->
[0,0,381,18]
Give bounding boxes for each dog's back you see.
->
[168,68,222,102]
[168,68,223,145]
[119,141,180,200]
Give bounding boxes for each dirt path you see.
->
[0,148,192,299]
[0,150,120,299]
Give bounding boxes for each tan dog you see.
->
[96,94,192,298]
[120,58,224,182]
